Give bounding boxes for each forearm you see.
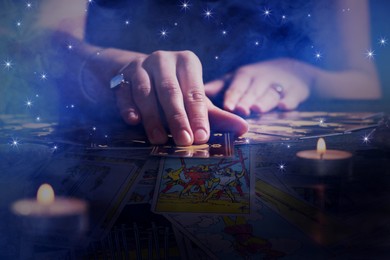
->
[310,66,381,100]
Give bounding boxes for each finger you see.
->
[278,86,308,110]
[128,60,168,144]
[204,73,232,97]
[146,51,193,146]
[114,82,141,125]
[234,79,270,116]
[250,87,281,113]
[223,70,252,112]
[206,98,248,136]
[177,52,210,144]
[204,78,225,97]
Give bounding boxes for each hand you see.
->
[205,58,312,116]
[114,50,248,145]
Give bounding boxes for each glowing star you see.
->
[319,118,325,125]
[40,73,47,80]
[26,2,32,8]
[263,8,271,17]
[315,52,322,60]
[307,13,311,18]
[286,144,291,148]
[203,9,213,19]
[88,0,94,4]
[180,1,191,11]
[10,138,20,148]
[379,37,387,46]
[36,116,40,121]
[278,163,286,171]
[3,59,13,70]
[25,99,33,108]
[362,134,371,144]
[125,20,130,25]
[365,49,375,59]
[222,30,227,36]
[255,41,260,46]
[214,56,219,60]
[70,104,75,108]
[282,15,286,20]
[92,126,97,131]
[159,29,168,38]
[67,44,73,50]
[16,21,22,27]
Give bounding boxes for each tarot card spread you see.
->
[152,146,252,215]
[151,132,233,158]
[243,111,382,143]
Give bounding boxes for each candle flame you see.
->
[37,183,55,205]
[316,138,326,156]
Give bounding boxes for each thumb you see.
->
[206,98,248,136]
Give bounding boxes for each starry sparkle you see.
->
[3,59,13,70]
[278,163,286,171]
[10,138,20,148]
[125,20,130,25]
[16,21,22,27]
[365,49,375,59]
[67,44,73,50]
[203,9,213,19]
[379,37,387,46]
[26,2,32,9]
[180,1,191,11]
[263,8,271,17]
[315,52,322,60]
[159,29,168,38]
[40,73,47,80]
[362,134,371,144]
[25,99,33,108]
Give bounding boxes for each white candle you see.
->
[12,183,87,217]
[11,184,88,246]
[295,138,353,177]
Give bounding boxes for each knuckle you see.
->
[177,50,201,67]
[169,111,188,125]
[133,83,151,97]
[186,89,204,102]
[159,79,181,96]
[150,50,167,61]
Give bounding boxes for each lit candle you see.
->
[11,183,88,246]
[295,138,353,177]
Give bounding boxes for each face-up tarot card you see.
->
[152,146,252,215]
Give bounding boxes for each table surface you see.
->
[0,105,389,259]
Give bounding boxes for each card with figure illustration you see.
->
[152,146,252,215]
[151,132,233,158]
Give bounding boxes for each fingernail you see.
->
[151,128,166,144]
[194,129,208,143]
[176,130,192,146]
[224,102,235,112]
[128,111,138,120]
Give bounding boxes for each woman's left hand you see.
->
[205,58,313,116]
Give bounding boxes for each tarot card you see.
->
[165,198,330,259]
[34,150,143,241]
[152,146,252,215]
[128,157,160,204]
[151,133,234,158]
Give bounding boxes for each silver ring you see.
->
[271,83,285,99]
